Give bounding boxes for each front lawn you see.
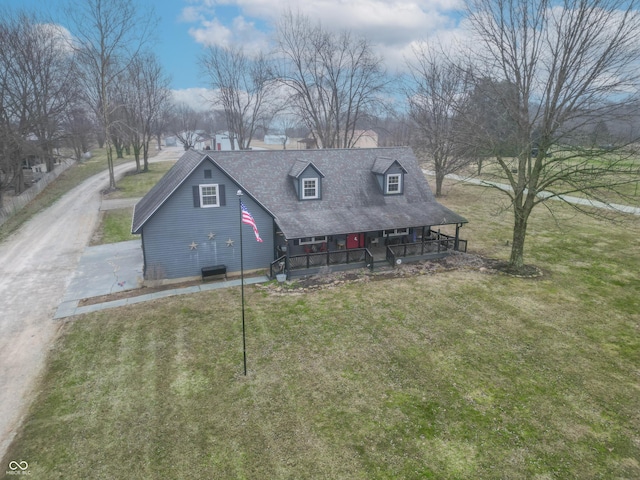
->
[2,182,639,479]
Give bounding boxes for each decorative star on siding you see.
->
[189,241,198,250]
[226,238,234,247]
[208,232,216,240]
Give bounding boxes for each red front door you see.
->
[346,233,364,249]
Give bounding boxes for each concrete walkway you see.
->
[55,275,269,319]
[425,170,640,216]
[54,239,269,319]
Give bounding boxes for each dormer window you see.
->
[386,173,402,194]
[302,178,319,199]
[289,160,324,201]
[372,156,407,196]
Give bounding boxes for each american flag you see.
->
[241,201,263,243]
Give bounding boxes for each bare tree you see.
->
[0,13,37,199]
[372,111,414,147]
[458,77,520,175]
[152,100,173,151]
[66,0,155,190]
[274,10,389,149]
[269,112,305,149]
[0,12,77,203]
[62,105,94,161]
[405,44,473,196]
[169,102,204,150]
[200,46,277,150]
[466,0,640,271]
[20,22,79,172]
[122,52,171,171]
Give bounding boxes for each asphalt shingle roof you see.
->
[132,147,467,238]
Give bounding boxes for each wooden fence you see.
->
[0,159,75,227]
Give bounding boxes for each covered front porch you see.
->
[269,226,467,279]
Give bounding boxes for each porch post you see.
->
[455,224,460,251]
[285,241,290,279]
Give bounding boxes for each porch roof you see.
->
[274,202,464,239]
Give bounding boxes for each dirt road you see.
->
[0,147,182,461]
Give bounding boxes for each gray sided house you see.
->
[132,147,468,281]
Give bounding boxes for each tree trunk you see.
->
[14,167,26,194]
[435,171,445,197]
[133,144,141,172]
[509,205,530,270]
[106,143,116,190]
[143,140,149,172]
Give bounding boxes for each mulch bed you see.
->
[78,253,543,305]
[257,253,544,295]
[78,279,204,307]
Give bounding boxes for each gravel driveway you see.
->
[0,147,182,461]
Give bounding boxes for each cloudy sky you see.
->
[4,0,465,105]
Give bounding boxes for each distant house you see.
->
[296,130,378,149]
[297,137,318,149]
[264,134,289,146]
[193,131,213,150]
[352,130,378,148]
[132,147,468,282]
[174,130,213,150]
[213,132,240,151]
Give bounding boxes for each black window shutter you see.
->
[193,185,200,207]
[219,184,226,206]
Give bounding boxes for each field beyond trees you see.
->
[2,181,639,479]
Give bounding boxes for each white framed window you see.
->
[298,236,327,245]
[199,184,219,207]
[383,228,409,237]
[386,173,402,194]
[302,178,319,199]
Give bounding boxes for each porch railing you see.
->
[269,255,287,278]
[287,248,374,272]
[386,234,467,263]
[270,232,466,278]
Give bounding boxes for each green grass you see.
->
[0,149,135,243]
[92,208,138,245]
[3,181,639,479]
[91,161,176,245]
[464,152,640,206]
[104,160,176,199]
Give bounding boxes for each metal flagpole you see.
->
[237,190,247,376]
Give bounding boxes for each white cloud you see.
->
[182,0,466,71]
[179,6,206,23]
[189,18,234,46]
[171,88,217,111]
[187,13,270,54]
